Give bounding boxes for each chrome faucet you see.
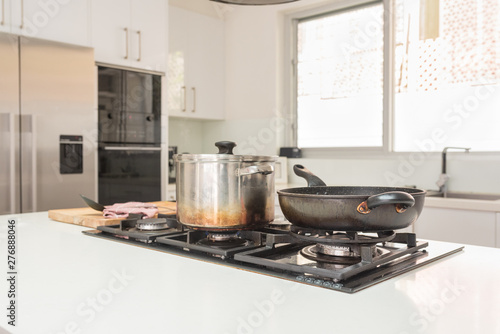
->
[436,147,471,196]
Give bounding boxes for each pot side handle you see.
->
[366,191,415,210]
[293,164,327,187]
[357,191,415,214]
[237,165,274,176]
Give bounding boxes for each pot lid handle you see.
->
[215,141,236,155]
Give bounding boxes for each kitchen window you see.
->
[288,0,500,152]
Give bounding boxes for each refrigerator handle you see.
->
[31,114,37,212]
[9,113,16,213]
[1,0,5,25]
[1,113,16,213]
[20,114,37,212]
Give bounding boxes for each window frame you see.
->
[283,0,500,158]
[284,0,392,156]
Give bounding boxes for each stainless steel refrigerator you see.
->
[0,32,96,214]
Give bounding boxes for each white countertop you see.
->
[1,212,500,334]
[424,196,500,212]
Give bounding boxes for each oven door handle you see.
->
[102,146,161,151]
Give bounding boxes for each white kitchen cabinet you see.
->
[0,0,13,33]
[91,0,166,72]
[415,207,496,247]
[130,0,166,71]
[168,6,225,120]
[1,0,89,46]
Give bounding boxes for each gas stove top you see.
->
[82,215,463,293]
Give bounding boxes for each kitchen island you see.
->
[0,212,499,334]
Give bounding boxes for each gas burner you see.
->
[136,218,170,231]
[267,220,292,231]
[207,232,239,242]
[301,243,386,265]
[301,245,360,265]
[316,243,352,256]
[197,232,249,249]
[91,215,183,243]
[289,226,396,246]
[197,233,249,249]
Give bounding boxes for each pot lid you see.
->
[175,153,277,162]
[174,141,278,163]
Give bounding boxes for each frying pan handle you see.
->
[365,191,415,212]
[293,164,327,187]
[215,141,236,154]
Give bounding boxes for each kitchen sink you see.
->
[426,191,500,201]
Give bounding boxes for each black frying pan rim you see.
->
[277,186,427,199]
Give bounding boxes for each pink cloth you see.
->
[103,202,158,219]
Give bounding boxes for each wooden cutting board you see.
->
[48,201,177,228]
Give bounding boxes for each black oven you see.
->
[97,66,162,204]
[97,67,161,145]
[98,146,161,205]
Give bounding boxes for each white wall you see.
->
[286,155,500,196]
[169,0,226,19]
[168,118,204,154]
[201,1,316,156]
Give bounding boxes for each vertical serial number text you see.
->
[6,219,17,326]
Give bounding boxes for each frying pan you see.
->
[277,165,426,232]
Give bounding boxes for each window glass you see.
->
[394,0,500,151]
[296,4,384,148]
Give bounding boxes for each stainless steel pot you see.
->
[175,141,277,231]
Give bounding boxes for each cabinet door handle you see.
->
[181,86,186,112]
[20,0,24,29]
[137,30,141,61]
[192,87,196,113]
[124,28,129,59]
[1,0,5,25]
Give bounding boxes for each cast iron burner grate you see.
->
[155,228,293,259]
[234,233,428,283]
[95,214,183,243]
[288,227,398,265]
[289,225,396,245]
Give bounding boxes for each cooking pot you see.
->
[278,165,426,232]
[175,141,277,231]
